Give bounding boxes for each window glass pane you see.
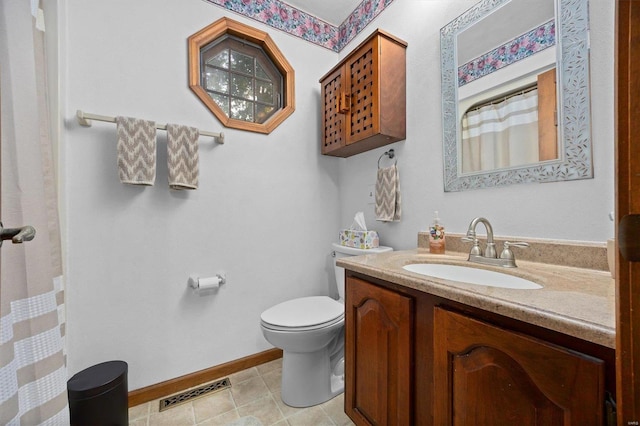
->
[256,62,270,80]
[207,49,229,69]
[231,74,254,100]
[230,50,254,76]
[255,104,275,124]
[205,68,229,94]
[210,93,230,116]
[231,99,254,121]
[256,80,274,104]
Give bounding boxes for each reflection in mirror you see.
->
[460,68,557,173]
[441,0,592,192]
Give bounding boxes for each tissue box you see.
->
[339,230,380,249]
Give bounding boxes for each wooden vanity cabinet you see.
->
[345,276,413,425]
[320,30,406,157]
[433,307,605,425]
[344,273,615,426]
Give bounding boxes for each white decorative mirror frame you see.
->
[441,0,592,192]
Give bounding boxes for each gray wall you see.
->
[57,0,614,391]
[60,0,340,390]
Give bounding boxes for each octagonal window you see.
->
[189,18,295,134]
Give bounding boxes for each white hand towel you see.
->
[116,116,156,185]
[167,124,199,190]
[375,164,401,222]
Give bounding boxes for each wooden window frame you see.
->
[188,17,295,134]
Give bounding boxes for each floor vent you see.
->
[158,377,231,412]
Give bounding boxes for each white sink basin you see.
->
[403,263,542,289]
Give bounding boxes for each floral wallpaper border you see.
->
[458,19,556,87]
[203,0,396,52]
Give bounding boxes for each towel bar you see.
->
[76,110,225,144]
[378,149,397,168]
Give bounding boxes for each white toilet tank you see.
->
[332,243,393,300]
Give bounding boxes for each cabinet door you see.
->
[320,65,346,154]
[433,308,605,426]
[345,277,412,426]
[345,37,379,145]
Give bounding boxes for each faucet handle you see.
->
[461,236,482,256]
[500,241,529,260]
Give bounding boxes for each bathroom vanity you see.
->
[339,249,616,425]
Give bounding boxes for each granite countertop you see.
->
[337,249,615,349]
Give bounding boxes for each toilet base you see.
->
[280,349,344,407]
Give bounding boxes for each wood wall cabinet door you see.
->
[433,308,605,425]
[320,30,406,157]
[320,65,347,154]
[345,276,413,425]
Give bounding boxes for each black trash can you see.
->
[67,360,128,426]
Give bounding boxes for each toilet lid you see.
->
[261,296,344,329]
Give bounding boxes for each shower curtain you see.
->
[0,1,69,424]
[461,88,540,173]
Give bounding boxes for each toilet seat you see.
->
[261,296,344,332]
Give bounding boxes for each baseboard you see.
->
[128,348,283,407]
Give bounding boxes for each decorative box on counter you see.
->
[339,229,380,249]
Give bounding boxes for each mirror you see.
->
[441,0,592,192]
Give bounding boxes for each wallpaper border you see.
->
[203,0,396,52]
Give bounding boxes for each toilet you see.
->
[260,242,393,407]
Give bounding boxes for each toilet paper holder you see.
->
[188,274,226,290]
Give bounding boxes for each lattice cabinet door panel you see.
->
[319,30,406,158]
[346,38,379,144]
[321,66,347,154]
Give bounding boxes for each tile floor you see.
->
[128,358,355,426]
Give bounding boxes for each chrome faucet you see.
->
[463,217,528,268]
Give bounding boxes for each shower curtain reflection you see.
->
[461,88,539,173]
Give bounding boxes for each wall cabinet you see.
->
[319,30,406,157]
[344,274,615,426]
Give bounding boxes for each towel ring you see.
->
[378,149,397,168]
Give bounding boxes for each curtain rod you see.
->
[76,110,225,144]
[466,83,538,113]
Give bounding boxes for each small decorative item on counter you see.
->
[340,212,380,249]
[429,211,446,254]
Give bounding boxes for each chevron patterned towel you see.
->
[116,116,157,185]
[375,164,401,222]
[167,124,199,190]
